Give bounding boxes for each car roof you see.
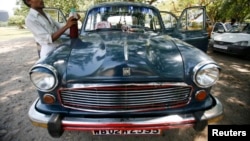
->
[87,2,157,11]
[214,22,234,30]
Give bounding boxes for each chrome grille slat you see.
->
[61,96,188,105]
[62,87,188,94]
[60,93,188,99]
[61,88,190,97]
[61,92,188,101]
[62,100,186,106]
[58,85,192,112]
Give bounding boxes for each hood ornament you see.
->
[123,67,131,76]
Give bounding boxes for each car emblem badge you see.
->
[123,67,131,76]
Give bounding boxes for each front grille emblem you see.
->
[123,67,131,76]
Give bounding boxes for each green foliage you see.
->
[201,0,250,23]
[45,0,82,16]
[0,21,8,27]
[11,0,250,27]
[215,0,250,23]
[156,0,250,24]
[8,15,25,29]
[6,0,29,28]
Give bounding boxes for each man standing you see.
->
[23,0,79,58]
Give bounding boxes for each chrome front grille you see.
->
[214,41,233,46]
[58,84,192,112]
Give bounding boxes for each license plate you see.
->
[214,44,228,50]
[92,129,161,135]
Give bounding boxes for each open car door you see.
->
[43,8,70,41]
[160,11,178,36]
[162,6,208,52]
[43,8,67,24]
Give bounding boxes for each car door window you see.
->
[213,23,225,33]
[179,8,204,31]
[160,11,177,35]
[225,23,233,31]
[44,8,66,24]
[43,8,72,41]
[213,23,220,32]
[160,12,177,29]
[214,23,222,32]
[145,14,161,31]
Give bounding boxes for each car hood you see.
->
[214,32,250,43]
[66,31,184,83]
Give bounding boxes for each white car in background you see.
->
[210,22,238,40]
[210,22,250,59]
[208,22,233,47]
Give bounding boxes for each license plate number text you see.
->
[92,129,161,135]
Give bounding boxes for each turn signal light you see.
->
[43,94,56,104]
[195,90,207,101]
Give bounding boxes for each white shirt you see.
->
[25,8,67,58]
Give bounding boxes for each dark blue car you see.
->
[28,2,223,137]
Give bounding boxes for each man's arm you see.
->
[51,16,77,42]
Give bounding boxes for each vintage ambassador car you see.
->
[28,2,223,137]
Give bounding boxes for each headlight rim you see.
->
[29,64,58,92]
[193,61,220,88]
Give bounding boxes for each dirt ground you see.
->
[0,27,249,141]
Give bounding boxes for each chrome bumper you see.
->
[28,97,223,130]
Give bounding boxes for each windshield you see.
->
[84,5,161,32]
[224,23,241,33]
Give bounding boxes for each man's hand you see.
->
[66,13,81,28]
[66,16,78,28]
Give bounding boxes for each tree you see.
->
[10,0,250,28]
[206,0,224,23]
[155,0,250,23]
[205,0,250,23]
[8,0,29,28]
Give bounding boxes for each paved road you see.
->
[0,35,249,141]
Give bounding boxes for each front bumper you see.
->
[28,97,223,132]
[213,44,250,56]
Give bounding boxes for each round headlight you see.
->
[193,63,220,88]
[30,65,58,92]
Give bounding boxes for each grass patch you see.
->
[0,26,32,42]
